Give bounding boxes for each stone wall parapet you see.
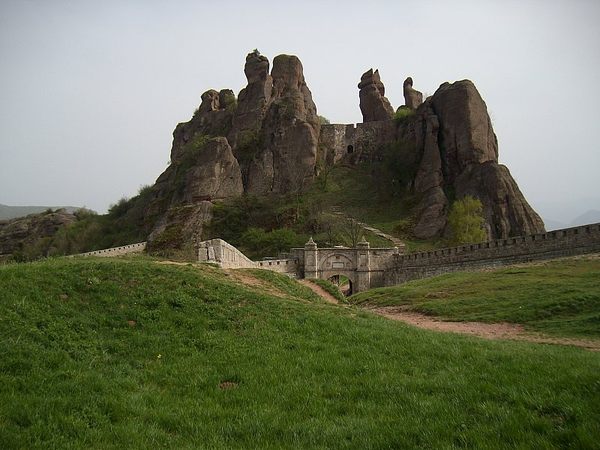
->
[75,242,147,258]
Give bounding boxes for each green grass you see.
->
[1,257,599,448]
[241,268,322,302]
[350,257,600,338]
[308,278,346,302]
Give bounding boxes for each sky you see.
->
[1,0,599,225]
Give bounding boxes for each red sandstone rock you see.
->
[358,69,394,122]
[246,54,320,194]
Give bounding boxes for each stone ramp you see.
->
[197,238,298,274]
[197,238,256,269]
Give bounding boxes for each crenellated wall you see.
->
[75,242,147,257]
[255,258,299,275]
[385,223,600,284]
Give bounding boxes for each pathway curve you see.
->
[366,306,600,351]
[296,275,599,351]
[298,279,340,304]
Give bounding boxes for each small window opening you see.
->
[347,145,354,154]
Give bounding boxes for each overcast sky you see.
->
[1,0,599,224]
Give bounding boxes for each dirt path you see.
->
[293,279,599,351]
[366,306,600,351]
[174,261,598,351]
[298,279,340,304]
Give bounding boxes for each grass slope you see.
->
[350,258,600,338]
[1,257,599,448]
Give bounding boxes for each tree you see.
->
[340,218,364,247]
[447,196,488,244]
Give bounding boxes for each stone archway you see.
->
[327,274,353,296]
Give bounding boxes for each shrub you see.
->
[447,196,488,244]
[393,107,415,124]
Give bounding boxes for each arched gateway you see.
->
[297,237,400,293]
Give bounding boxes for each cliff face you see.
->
[145,51,321,250]
[409,79,544,239]
[143,52,544,250]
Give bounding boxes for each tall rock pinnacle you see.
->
[358,69,394,122]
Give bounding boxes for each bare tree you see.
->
[340,218,364,247]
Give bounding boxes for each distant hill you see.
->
[0,204,85,220]
[543,219,566,231]
[571,210,600,227]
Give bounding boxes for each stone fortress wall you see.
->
[197,223,600,293]
[319,121,396,164]
[385,223,600,285]
[76,242,147,257]
[198,238,257,269]
[198,238,299,273]
[74,223,600,293]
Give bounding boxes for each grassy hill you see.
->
[1,257,599,448]
[350,257,600,339]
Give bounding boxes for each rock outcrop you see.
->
[246,54,320,194]
[410,80,544,239]
[358,69,394,122]
[454,162,546,238]
[0,209,77,259]
[145,51,321,249]
[145,136,243,251]
[228,50,272,149]
[403,77,423,110]
[170,89,236,163]
[430,80,498,183]
[412,108,448,238]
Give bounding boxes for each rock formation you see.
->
[141,53,543,251]
[358,69,394,122]
[412,108,448,238]
[410,80,544,238]
[228,50,272,149]
[246,54,320,194]
[145,51,321,249]
[403,77,423,110]
[170,88,236,163]
[0,209,77,260]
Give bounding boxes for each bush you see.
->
[393,107,415,124]
[447,196,488,244]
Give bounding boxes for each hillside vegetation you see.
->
[350,257,600,338]
[204,157,436,259]
[1,257,599,448]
